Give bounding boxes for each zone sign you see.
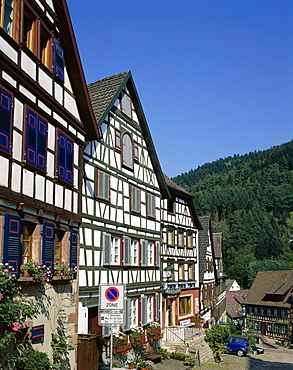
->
[100,284,124,310]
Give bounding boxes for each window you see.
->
[131,185,140,214]
[178,263,185,280]
[54,229,63,264]
[103,233,121,266]
[281,310,287,319]
[260,308,264,316]
[40,25,52,68]
[179,296,191,316]
[273,309,278,318]
[147,193,156,219]
[134,142,139,163]
[122,133,133,169]
[188,263,195,280]
[178,229,185,247]
[56,130,73,185]
[23,5,37,53]
[254,307,258,315]
[1,0,15,36]
[24,108,47,171]
[21,222,34,264]
[147,295,154,323]
[147,241,154,266]
[130,298,138,327]
[168,197,175,213]
[168,262,175,280]
[115,130,121,152]
[131,239,139,265]
[96,169,110,202]
[267,308,271,317]
[120,91,132,119]
[167,228,175,246]
[0,86,13,154]
[187,231,193,248]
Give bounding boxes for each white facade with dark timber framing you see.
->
[198,216,218,328]
[78,71,170,336]
[161,175,202,328]
[0,0,99,367]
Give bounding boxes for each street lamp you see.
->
[164,263,174,281]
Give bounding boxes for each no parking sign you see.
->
[99,284,125,326]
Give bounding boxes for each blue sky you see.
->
[68,0,293,178]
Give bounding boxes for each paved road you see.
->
[156,348,293,369]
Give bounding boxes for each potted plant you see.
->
[53,261,75,277]
[126,359,135,369]
[146,323,164,346]
[20,260,51,283]
[136,360,156,370]
[129,326,146,349]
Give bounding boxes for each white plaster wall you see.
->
[11,163,21,192]
[54,82,63,105]
[0,37,17,63]
[21,51,36,80]
[12,131,22,161]
[46,180,54,204]
[13,99,23,131]
[39,68,52,95]
[78,303,88,334]
[0,157,9,187]
[35,174,45,202]
[64,91,80,120]
[2,71,16,88]
[22,169,34,197]
[47,152,55,178]
[64,188,72,211]
[19,85,36,103]
[55,184,64,208]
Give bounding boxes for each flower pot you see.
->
[22,269,30,277]
[129,366,134,369]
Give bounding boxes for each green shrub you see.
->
[204,325,231,362]
[15,349,51,370]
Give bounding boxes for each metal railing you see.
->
[163,326,202,343]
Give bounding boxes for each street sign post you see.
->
[99,284,125,370]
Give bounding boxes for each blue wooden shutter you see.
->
[25,108,47,171]
[53,39,64,83]
[70,230,78,274]
[3,214,21,276]
[31,325,44,342]
[42,223,54,271]
[57,131,73,185]
[0,87,12,154]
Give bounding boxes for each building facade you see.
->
[244,270,293,345]
[78,71,169,336]
[161,175,202,328]
[0,0,98,366]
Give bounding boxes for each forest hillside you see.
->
[172,140,293,288]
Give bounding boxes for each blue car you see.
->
[224,336,249,357]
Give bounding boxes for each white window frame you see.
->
[131,239,139,266]
[103,233,121,266]
[178,229,185,247]
[121,91,132,119]
[147,295,154,323]
[130,298,138,328]
[147,241,155,266]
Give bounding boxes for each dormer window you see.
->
[121,91,132,119]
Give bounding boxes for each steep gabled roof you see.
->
[52,0,99,141]
[226,290,249,319]
[198,215,217,284]
[163,174,202,230]
[244,270,293,308]
[87,71,170,199]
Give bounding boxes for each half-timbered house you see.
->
[78,71,169,336]
[198,216,217,328]
[0,0,98,366]
[244,270,293,345]
[161,175,202,328]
